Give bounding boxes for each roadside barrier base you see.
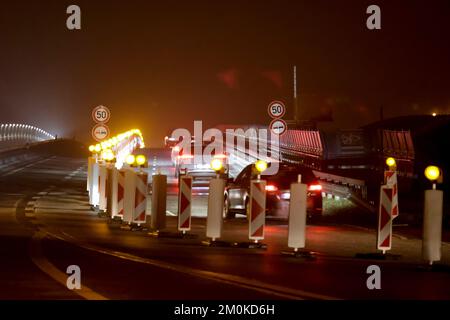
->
[148,230,198,239]
[107,216,123,224]
[232,241,267,250]
[202,239,234,247]
[355,252,401,260]
[281,249,316,260]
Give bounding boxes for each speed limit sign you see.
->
[92,105,111,124]
[268,101,286,119]
[92,123,110,141]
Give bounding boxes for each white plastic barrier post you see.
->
[123,168,136,224]
[111,168,125,219]
[132,172,148,225]
[98,163,108,212]
[248,179,267,242]
[206,178,225,241]
[89,161,100,207]
[178,175,193,233]
[150,174,167,231]
[377,186,393,254]
[287,176,307,251]
[384,171,399,218]
[87,156,95,193]
[422,189,444,265]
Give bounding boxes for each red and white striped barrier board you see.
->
[377,185,393,252]
[384,170,399,218]
[133,172,148,224]
[248,180,267,241]
[98,164,108,212]
[178,175,193,232]
[111,168,125,218]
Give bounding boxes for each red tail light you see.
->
[265,184,278,192]
[308,184,322,191]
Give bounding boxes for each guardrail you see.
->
[0,123,55,151]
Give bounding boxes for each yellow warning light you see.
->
[94,144,102,153]
[210,158,223,172]
[126,154,136,165]
[424,166,441,181]
[102,149,114,161]
[255,160,268,173]
[386,157,396,168]
[88,145,95,152]
[136,155,146,166]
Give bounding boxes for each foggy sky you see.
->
[0,0,449,146]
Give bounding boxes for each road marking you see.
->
[29,230,107,300]
[1,156,56,177]
[54,231,337,300]
[166,210,177,216]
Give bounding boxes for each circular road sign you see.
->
[268,100,286,119]
[92,123,110,141]
[92,105,111,124]
[269,118,287,136]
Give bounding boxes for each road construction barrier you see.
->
[150,174,167,230]
[287,178,307,251]
[422,189,444,264]
[89,161,100,207]
[178,175,193,232]
[123,168,136,224]
[110,167,125,219]
[106,164,113,216]
[98,163,108,212]
[133,172,148,225]
[384,170,399,218]
[377,185,393,253]
[87,156,95,192]
[206,178,225,241]
[249,180,267,242]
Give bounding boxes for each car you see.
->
[174,142,229,182]
[224,163,323,220]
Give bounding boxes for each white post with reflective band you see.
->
[288,179,307,250]
[377,185,393,253]
[98,163,108,212]
[111,168,125,219]
[178,175,193,232]
[150,174,167,230]
[249,179,267,241]
[384,171,399,218]
[87,156,95,192]
[422,189,443,264]
[133,172,148,225]
[206,178,225,241]
[89,161,100,207]
[123,168,136,224]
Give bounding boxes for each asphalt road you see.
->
[1,142,450,300]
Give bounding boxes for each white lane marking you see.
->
[29,230,107,300]
[1,156,56,177]
[56,231,337,300]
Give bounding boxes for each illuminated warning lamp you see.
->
[386,157,396,169]
[88,145,95,153]
[424,166,441,182]
[126,154,136,166]
[255,160,268,173]
[102,149,114,161]
[136,154,147,166]
[94,144,102,153]
[210,158,223,172]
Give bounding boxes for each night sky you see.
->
[0,0,449,146]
